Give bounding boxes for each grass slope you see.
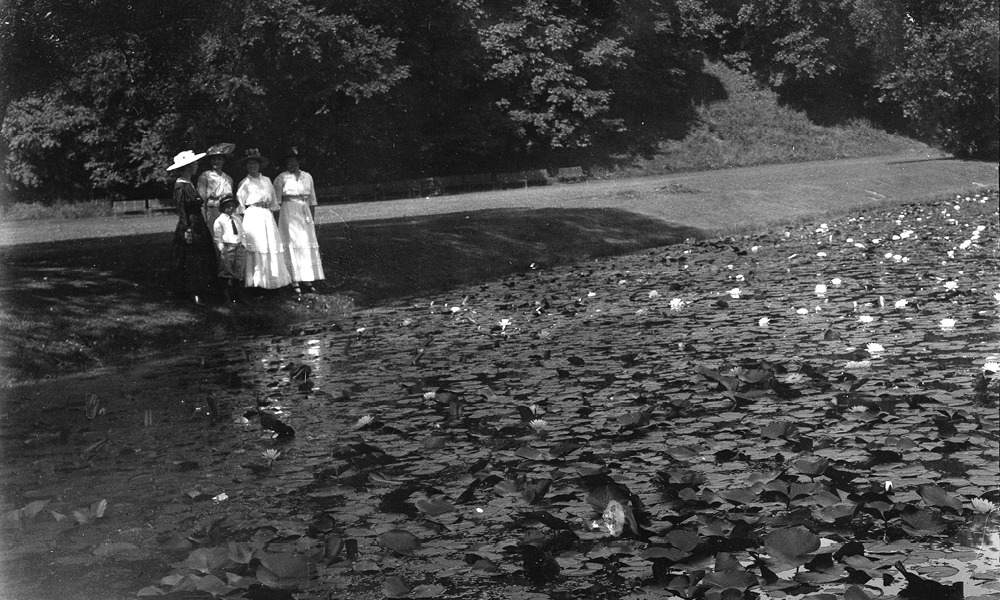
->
[597,61,925,178]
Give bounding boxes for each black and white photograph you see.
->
[0,1,997,599]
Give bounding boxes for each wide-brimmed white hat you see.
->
[167,150,207,171]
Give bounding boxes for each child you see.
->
[213,197,247,303]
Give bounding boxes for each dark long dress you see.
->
[172,179,217,296]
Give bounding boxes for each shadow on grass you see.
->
[0,207,703,383]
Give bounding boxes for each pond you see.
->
[4,192,998,600]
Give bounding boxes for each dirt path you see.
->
[2,151,996,246]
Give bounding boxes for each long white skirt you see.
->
[243,205,292,289]
[278,200,325,282]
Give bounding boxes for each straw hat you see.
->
[167,150,206,171]
[205,143,236,159]
[237,148,270,167]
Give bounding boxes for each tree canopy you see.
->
[1,0,996,201]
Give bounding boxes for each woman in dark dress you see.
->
[168,150,216,305]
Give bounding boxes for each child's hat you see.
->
[219,196,239,211]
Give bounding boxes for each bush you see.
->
[879,5,999,159]
[0,199,111,221]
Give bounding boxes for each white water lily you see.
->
[815,284,828,296]
[750,246,759,253]
[781,373,806,384]
[355,415,375,428]
[866,343,885,354]
[831,278,842,286]
[728,288,741,299]
[499,318,512,331]
[971,498,998,514]
[943,281,959,291]
[423,391,437,401]
[262,449,281,462]
[528,419,548,431]
[894,299,908,309]
[858,315,874,324]
[648,290,660,299]
[959,240,972,250]
[845,360,872,370]
[848,406,868,413]
[817,252,827,258]
[993,292,1000,304]
[600,500,627,537]
[983,362,1000,373]
[794,307,808,315]
[758,317,770,327]
[588,291,598,297]
[940,318,957,329]
[450,306,462,313]
[669,298,685,311]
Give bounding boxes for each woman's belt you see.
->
[283,195,310,202]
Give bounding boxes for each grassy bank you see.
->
[595,61,924,178]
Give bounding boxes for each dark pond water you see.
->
[6,193,996,600]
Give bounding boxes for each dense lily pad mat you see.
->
[1,192,998,600]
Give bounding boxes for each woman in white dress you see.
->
[236,149,292,290]
[274,147,324,294]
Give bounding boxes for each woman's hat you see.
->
[284,146,303,163]
[167,150,207,171]
[205,143,236,159]
[237,148,270,167]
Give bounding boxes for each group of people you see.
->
[167,144,325,305]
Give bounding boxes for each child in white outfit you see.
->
[213,197,246,303]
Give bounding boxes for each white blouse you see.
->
[273,170,317,206]
[237,175,277,210]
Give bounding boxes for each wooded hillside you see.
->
[1,0,996,202]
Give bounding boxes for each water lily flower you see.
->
[588,291,598,297]
[959,240,972,250]
[943,281,959,291]
[728,288,741,299]
[528,419,548,431]
[262,449,281,462]
[815,284,828,296]
[423,391,437,401]
[817,252,827,257]
[781,373,806,384]
[983,362,1000,373]
[884,251,894,259]
[879,296,885,308]
[845,360,872,370]
[212,493,229,502]
[940,318,957,329]
[883,481,894,493]
[866,343,885,354]
[355,415,375,428]
[669,298,685,311]
[499,318,512,331]
[858,315,874,324]
[971,498,998,514]
[849,405,868,413]
[796,308,809,315]
[993,292,1000,304]
[894,299,908,309]
[600,500,626,537]
[735,274,745,281]
[648,290,660,299]
[450,306,462,313]
[758,317,770,327]
[751,246,759,253]
[831,278,842,286]
[528,404,542,415]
